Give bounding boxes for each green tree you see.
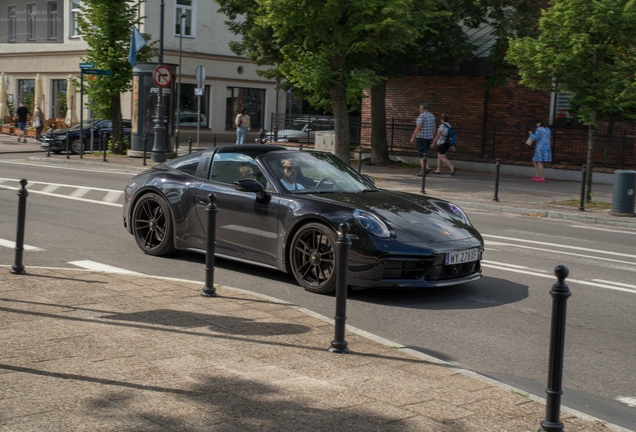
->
[507,0,636,201]
[77,0,152,154]
[217,0,440,161]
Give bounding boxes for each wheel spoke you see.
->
[143,229,153,248]
[142,200,153,219]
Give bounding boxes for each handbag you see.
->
[33,116,41,128]
[525,137,534,146]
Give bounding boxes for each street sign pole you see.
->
[195,66,206,148]
[151,65,172,163]
[80,70,84,159]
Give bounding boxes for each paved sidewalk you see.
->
[0,267,624,431]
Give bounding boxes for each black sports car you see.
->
[40,119,132,154]
[123,145,483,293]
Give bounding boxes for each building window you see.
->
[552,92,574,125]
[70,0,81,38]
[27,4,37,40]
[178,84,209,127]
[48,2,58,40]
[225,87,266,130]
[51,79,68,119]
[175,0,195,37]
[7,6,17,42]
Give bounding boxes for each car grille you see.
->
[381,255,480,281]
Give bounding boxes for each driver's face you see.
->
[281,160,298,182]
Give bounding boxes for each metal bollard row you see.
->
[201,194,218,297]
[330,222,351,354]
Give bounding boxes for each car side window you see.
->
[166,153,201,176]
[209,152,267,188]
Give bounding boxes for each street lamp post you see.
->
[174,13,187,153]
[151,0,166,162]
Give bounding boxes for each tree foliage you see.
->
[77,0,153,154]
[506,0,636,201]
[216,0,443,161]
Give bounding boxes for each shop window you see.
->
[51,79,68,119]
[177,84,209,127]
[225,87,265,130]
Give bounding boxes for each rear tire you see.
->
[131,193,176,256]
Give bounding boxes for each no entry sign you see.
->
[153,65,172,87]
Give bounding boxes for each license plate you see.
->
[445,248,479,265]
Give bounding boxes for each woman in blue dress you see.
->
[527,120,552,182]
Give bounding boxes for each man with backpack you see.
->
[431,113,456,175]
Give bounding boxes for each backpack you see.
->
[444,124,457,146]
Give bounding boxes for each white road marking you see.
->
[615,396,636,407]
[570,225,636,235]
[482,261,636,295]
[0,159,139,175]
[68,260,143,275]
[40,184,60,193]
[485,240,636,266]
[481,260,546,272]
[70,187,90,198]
[0,177,120,193]
[103,190,122,203]
[483,234,636,260]
[0,238,45,251]
[592,279,636,290]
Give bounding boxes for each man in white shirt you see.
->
[279,158,305,191]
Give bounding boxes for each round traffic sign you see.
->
[153,65,172,87]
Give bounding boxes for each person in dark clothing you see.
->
[15,102,30,143]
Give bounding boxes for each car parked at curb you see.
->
[40,119,132,154]
[266,116,334,143]
[123,145,483,294]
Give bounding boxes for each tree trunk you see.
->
[111,94,124,154]
[585,115,596,203]
[329,76,351,162]
[370,80,390,165]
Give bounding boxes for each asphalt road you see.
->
[1,155,635,430]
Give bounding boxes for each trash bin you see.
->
[610,170,636,217]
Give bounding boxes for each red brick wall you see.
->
[363,76,552,125]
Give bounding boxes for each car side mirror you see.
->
[362,174,375,185]
[234,178,267,200]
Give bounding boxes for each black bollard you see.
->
[357,147,363,173]
[493,158,501,202]
[330,222,351,354]
[213,134,217,148]
[46,129,52,157]
[188,136,192,154]
[201,193,218,297]
[579,165,586,211]
[102,132,107,162]
[420,155,427,194]
[11,179,28,275]
[142,133,147,166]
[539,265,571,432]
[65,131,70,159]
[299,141,303,151]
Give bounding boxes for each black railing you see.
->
[270,113,635,169]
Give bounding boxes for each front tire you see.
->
[132,193,176,256]
[289,223,338,294]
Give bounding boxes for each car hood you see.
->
[304,189,480,243]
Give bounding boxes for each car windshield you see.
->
[68,120,98,130]
[261,151,377,194]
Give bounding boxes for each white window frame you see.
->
[7,6,17,42]
[175,0,195,38]
[27,3,37,40]
[70,0,81,38]
[48,2,58,40]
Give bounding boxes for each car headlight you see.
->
[448,203,471,226]
[56,134,67,141]
[353,209,391,239]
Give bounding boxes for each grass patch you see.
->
[548,199,612,210]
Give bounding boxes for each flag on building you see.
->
[128,25,147,67]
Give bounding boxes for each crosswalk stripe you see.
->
[41,184,60,193]
[68,260,142,275]
[70,187,90,198]
[0,238,45,251]
[103,191,122,203]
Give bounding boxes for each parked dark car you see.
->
[40,119,132,154]
[122,145,483,294]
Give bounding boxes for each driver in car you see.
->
[279,158,305,191]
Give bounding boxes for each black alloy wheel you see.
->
[132,193,176,256]
[289,222,338,293]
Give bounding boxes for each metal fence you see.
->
[271,114,635,169]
